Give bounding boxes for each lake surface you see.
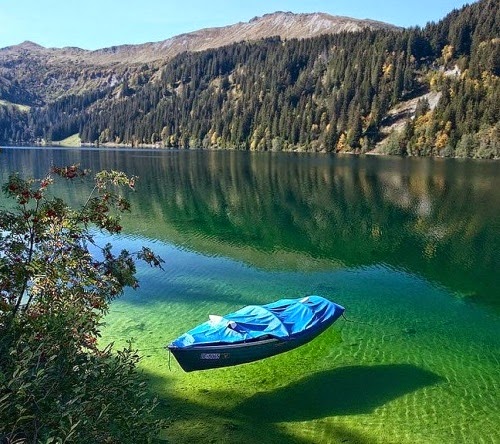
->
[1,147,499,443]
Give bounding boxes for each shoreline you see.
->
[1,142,498,160]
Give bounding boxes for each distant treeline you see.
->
[1,0,498,157]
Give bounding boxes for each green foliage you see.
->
[380,131,406,156]
[1,337,161,443]
[0,167,164,443]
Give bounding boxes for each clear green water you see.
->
[1,148,499,443]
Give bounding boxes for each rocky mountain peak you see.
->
[1,11,399,65]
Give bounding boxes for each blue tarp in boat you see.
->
[171,295,343,348]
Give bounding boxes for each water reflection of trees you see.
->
[2,148,499,310]
[141,151,498,309]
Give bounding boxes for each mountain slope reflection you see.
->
[2,148,499,311]
[120,151,499,310]
[236,364,442,422]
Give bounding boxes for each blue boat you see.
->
[167,295,345,372]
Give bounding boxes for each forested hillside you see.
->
[0,0,498,157]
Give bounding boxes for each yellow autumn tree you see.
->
[435,121,452,150]
[441,45,454,64]
[336,133,348,152]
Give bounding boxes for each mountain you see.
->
[1,12,398,66]
[0,12,398,107]
[0,1,498,158]
[87,12,398,65]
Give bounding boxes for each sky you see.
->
[1,0,475,50]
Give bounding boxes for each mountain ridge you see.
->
[1,11,399,65]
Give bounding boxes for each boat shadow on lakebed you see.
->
[234,363,442,422]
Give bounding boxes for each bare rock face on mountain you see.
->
[1,11,398,65]
[88,12,399,64]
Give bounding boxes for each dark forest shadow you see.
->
[235,364,442,423]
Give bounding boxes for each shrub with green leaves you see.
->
[0,166,165,443]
